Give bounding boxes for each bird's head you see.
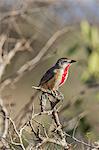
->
[56,57,76,69]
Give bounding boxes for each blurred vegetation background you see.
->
[0,0,99,149]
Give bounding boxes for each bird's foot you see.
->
[50,90,64,100]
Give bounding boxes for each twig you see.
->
[72,118,80,138]
[8,117,25,150]
[0,99,8,138]
[52,107,69,149]
[31,85,99,150]
[14,92,39,127]
[0,38,29,81]
[0,2,55,23]
[31,86,70,149]
[29,117,70,149]
[32,86,64,100]
[0,98,9,149]
[0,26,71,91]
[65,132,97,149]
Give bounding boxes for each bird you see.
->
[38,57,76,111]
[39,57,76,91]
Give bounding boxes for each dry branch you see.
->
[31,86,70,149]
[0,37,30,81]
[0,0,56,22]
[0,26,71,92]
[0,87,98,149]
[30,86,98,150]
[0,98,9,149]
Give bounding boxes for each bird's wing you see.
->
[39,66,55,86]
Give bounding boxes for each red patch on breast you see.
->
[59,64,70,86]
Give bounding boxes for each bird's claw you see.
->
[50,90,64,100]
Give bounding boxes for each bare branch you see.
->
[0,98,9,149]
[65,132,97,149]
[8,117,25,150]
[0,38,30,81]
[0,26,71,92]
[0,0,56,23]
[0,35,7,59]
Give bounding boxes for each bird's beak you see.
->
[70,60,76,63]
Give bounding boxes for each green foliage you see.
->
[86,131,96,141]
[81,21,99,82]
[88,52,99,77]
[81,21,92,46]
[81,21,99,50]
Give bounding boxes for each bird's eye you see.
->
[60,61,65,66]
